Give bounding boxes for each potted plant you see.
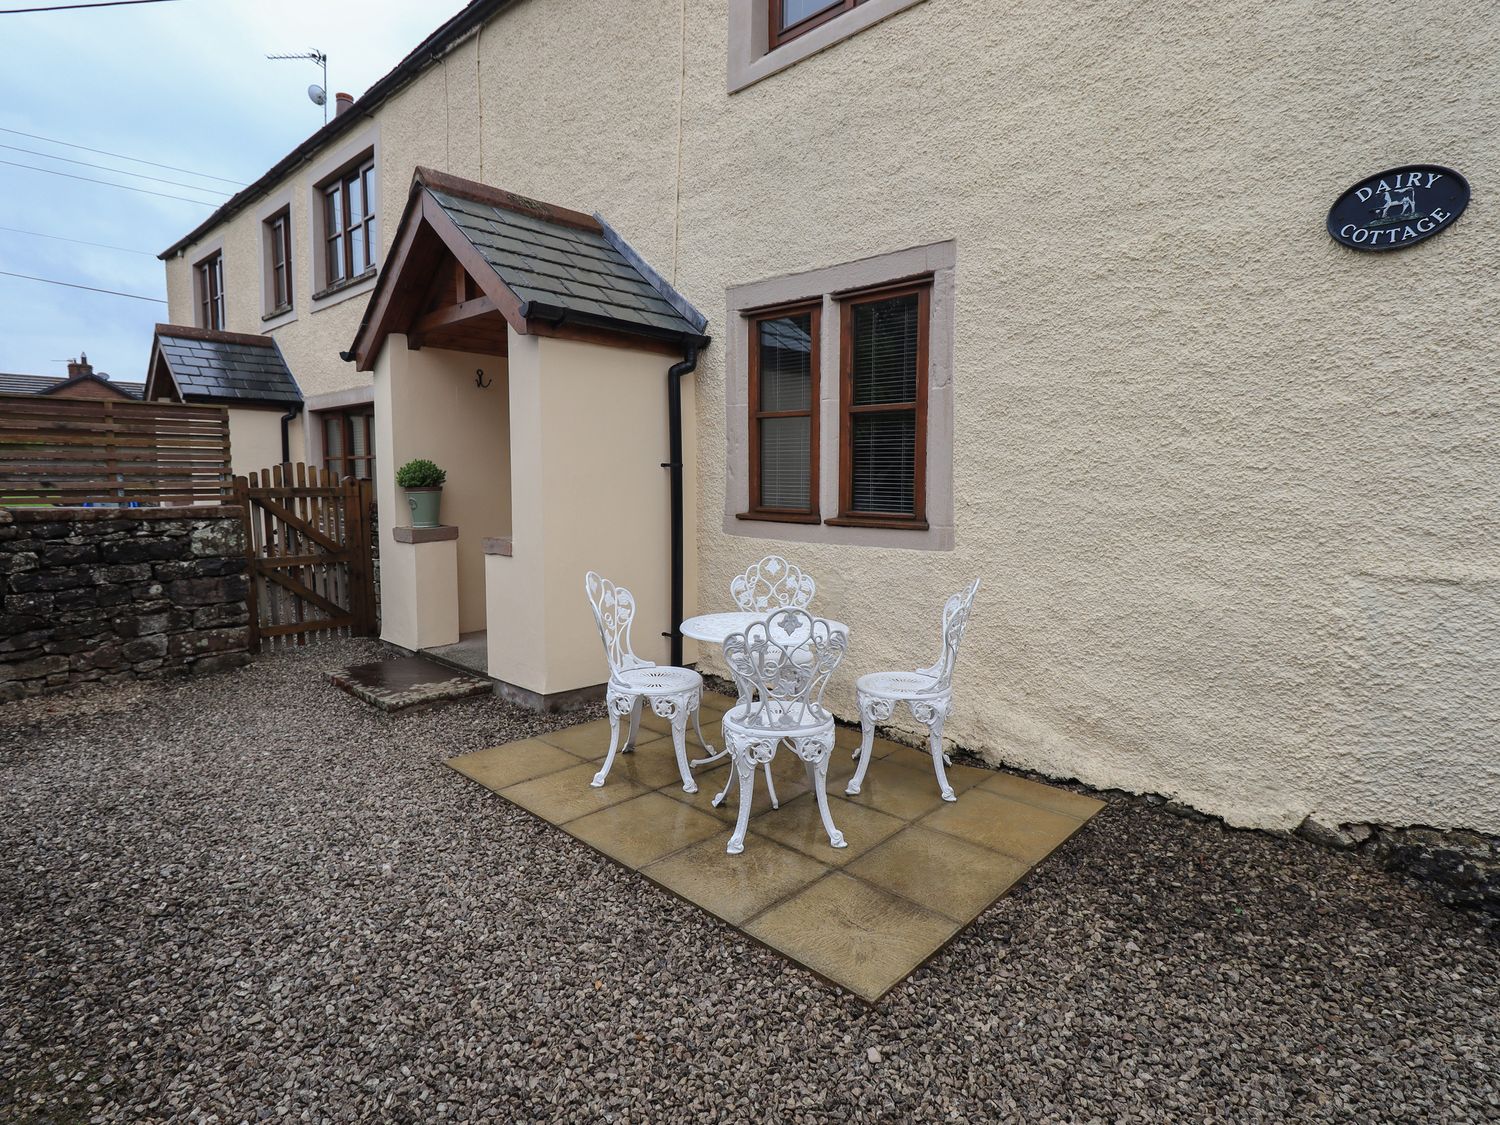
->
[395,458,447,529]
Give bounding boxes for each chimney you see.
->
[335,91,354,117]
[66,352,94,380]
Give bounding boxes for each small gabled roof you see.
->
[147,325,303,407]
[349,167,709,370]
[0,371,144,398]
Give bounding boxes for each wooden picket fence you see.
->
[0,393,231,506]
[233,463,377,651]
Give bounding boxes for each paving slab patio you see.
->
[446,693,1104,1003]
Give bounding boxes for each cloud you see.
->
[0,0,468,379]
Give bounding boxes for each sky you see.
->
[0,0,470,382]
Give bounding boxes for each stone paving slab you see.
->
[328,656,492,712]
[448,694,1104,1003]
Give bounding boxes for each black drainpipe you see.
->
[663,344,699,667]
[279,403,303,465]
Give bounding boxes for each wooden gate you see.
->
[233,463,377,651]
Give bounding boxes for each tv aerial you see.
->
[267,49,329,123]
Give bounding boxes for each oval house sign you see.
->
[1327,165,1469,251]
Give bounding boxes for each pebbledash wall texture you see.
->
[159,0,1500,842]
[0,507,250,701]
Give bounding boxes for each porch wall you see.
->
[487,330,697,698]
[374,338,510,649]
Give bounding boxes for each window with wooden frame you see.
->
[831,280,929,529]
[320,154,376,288]
[770,0,867,48]
[745,302,821,521]
[265,209,293,312]
[322,408,374,481]
[195,251,224,330]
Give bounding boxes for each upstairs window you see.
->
[195,251,224,330]
[771,0,866,48]
[322,408,374,481]
[747,302,821,521]
[321,155,376,288]
[265,209,293,312]
[836,283,929,525]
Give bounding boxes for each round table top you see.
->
[679,610,850,645]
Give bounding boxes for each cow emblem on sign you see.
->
[1376,186,1417,223]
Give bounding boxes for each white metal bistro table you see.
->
[678,611,850,770]
[680,610,850,648]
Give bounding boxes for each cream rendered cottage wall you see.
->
[223,407,287,480]
[162,0,1499,835]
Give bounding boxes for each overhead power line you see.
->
[0,0,187,13]
[0,269,167,303]
[0,142,229,195]
[0,158,220,205]
[0,125,245,186]
[0,224,154,256]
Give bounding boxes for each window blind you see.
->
[756,312,815,510]
[847,292,920,515]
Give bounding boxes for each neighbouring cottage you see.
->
[0,354,144,401]
[143,325,304,479]
[147,0,1499,845]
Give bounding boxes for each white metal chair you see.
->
[729,555,816,613]
[584,572,707,793]
[717,608,849,855]
[845,580,980,803]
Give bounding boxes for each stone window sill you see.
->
[311,267,377,307]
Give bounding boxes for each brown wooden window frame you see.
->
[769,0,865,49]
[320,154,376,289]
[266,209,293,313]
[321,407,375,482]
[829,278,931,531]
[742,300,822,524]
[196,251,224,331]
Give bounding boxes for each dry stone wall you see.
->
[0,506,250,701]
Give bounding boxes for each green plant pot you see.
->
[406,487,442,529]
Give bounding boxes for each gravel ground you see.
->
[2,639,1496,1124]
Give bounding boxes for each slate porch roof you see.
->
[147,325,302,407]
[0,372,144,398]
[350,167,709,369]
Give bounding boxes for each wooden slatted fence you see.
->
[0,392,231,507]
[234,463,377,651]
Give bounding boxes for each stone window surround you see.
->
[728,0,929,94]
[724,240,955,552]
[254,188,296,330]
[305,124,380,313]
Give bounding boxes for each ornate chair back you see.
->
[722,609,846,731]
[585,571,651,678]
[730,555,816,613]
[921,579,981,693]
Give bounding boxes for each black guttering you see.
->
[158,0,517,261]
[664,345,700,669]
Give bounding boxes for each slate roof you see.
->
[427,187,707,343]
[153,328,302,406]
[0,372,144,398]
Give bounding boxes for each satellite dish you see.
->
[307,84,326,107]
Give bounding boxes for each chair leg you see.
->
[912,699,955,801]
[670,710,697,794]
[624,696,643,753]
[845,694,881,796]
[763,762,779,809]
[711,764,736,808]
[802,739,845,849]
[592,691,632,787]
[726,750,757,855]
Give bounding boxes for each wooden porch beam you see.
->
[412,295,498,336]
